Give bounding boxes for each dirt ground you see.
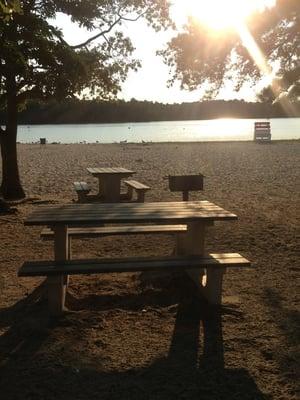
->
[0,141,299,399]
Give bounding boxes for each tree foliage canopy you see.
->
[0,0,171,110]
[161,0,300,103]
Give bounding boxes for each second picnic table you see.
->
[87,167,135,202]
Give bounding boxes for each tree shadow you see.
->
[262,287,299,390]
[0,284,269,400]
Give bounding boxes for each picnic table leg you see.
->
[97,177,103,198]
[126,185,134,201]
[102,176,121,202]
[137,190,145,203]
[47,225,68,316]
[176,220,205,282]
[202,268,225,305]
[176,221,224,305]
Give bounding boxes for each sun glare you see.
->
[173,0,276,31]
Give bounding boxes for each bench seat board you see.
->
[41,224,187,239]
[19,253,250,277]
[124,180,150,190]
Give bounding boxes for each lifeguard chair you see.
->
[254,122,271,142]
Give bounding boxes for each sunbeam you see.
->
[237,23,297,116]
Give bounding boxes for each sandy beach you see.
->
[0,140,299,399]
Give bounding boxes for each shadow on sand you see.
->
[0,281,270,400]
[262,287,299,392]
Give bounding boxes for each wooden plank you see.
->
[27,210,236,219]
[26,214,237,226]
[87,167,134,175]
[124,180,150,190]
[26,200,215,211]
[24,201,238,226]
[27,208,229,218]
[41,224,188,239]
[25,201,231,213]
[27,208,228,217]
[101,174,121,202]
[18,253,251,277]
[46,225,68,315]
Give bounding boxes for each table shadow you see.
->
[0,285,270,400]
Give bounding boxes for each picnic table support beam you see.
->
[101,176,121,202]
[176,220,205,285]
[182,191,189,201]
[137,191,145,203]
[47,225,68,316]
[125,185,134,201]
[177,221,224,305]
[202,268,225,305]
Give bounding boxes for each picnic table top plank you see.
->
[25,201,237,226]
[87,167,135,175]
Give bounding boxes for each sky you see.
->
[55,0,276,104]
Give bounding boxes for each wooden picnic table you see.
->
[87,167,135,202]
[21,201,249,315]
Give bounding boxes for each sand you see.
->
[0,141,299,399]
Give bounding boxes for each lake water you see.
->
[17,118,300,143]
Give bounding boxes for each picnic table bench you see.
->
[124,180,151,202]
[19,201,251,315]
[73,181,91,203]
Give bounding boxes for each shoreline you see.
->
[16,138,300,145]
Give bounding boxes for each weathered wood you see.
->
[87,167,135,202]
[102,175,121,202]
[47,225,68,315]
[18,253,251,277]
[124,180,150,190]
[176,221,227,305]
[25,201,237,226]
[41,224,188,239]
[87,167,134,175]
[124,180,151,203]
[176,221,206,293]
[73,181,91,203]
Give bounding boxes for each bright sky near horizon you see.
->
[55,0,276,104]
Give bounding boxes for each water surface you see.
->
[17,118,300,143]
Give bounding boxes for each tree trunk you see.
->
[0,127,25,200]
[0,79,25,201]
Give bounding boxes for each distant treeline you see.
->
[1,99,299,124]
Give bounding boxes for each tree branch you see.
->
[71,16,122,49]
[118,9,147,22]
[68,9,147,49]
[16,87,42,103]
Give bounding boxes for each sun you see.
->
[173,0,276,31]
